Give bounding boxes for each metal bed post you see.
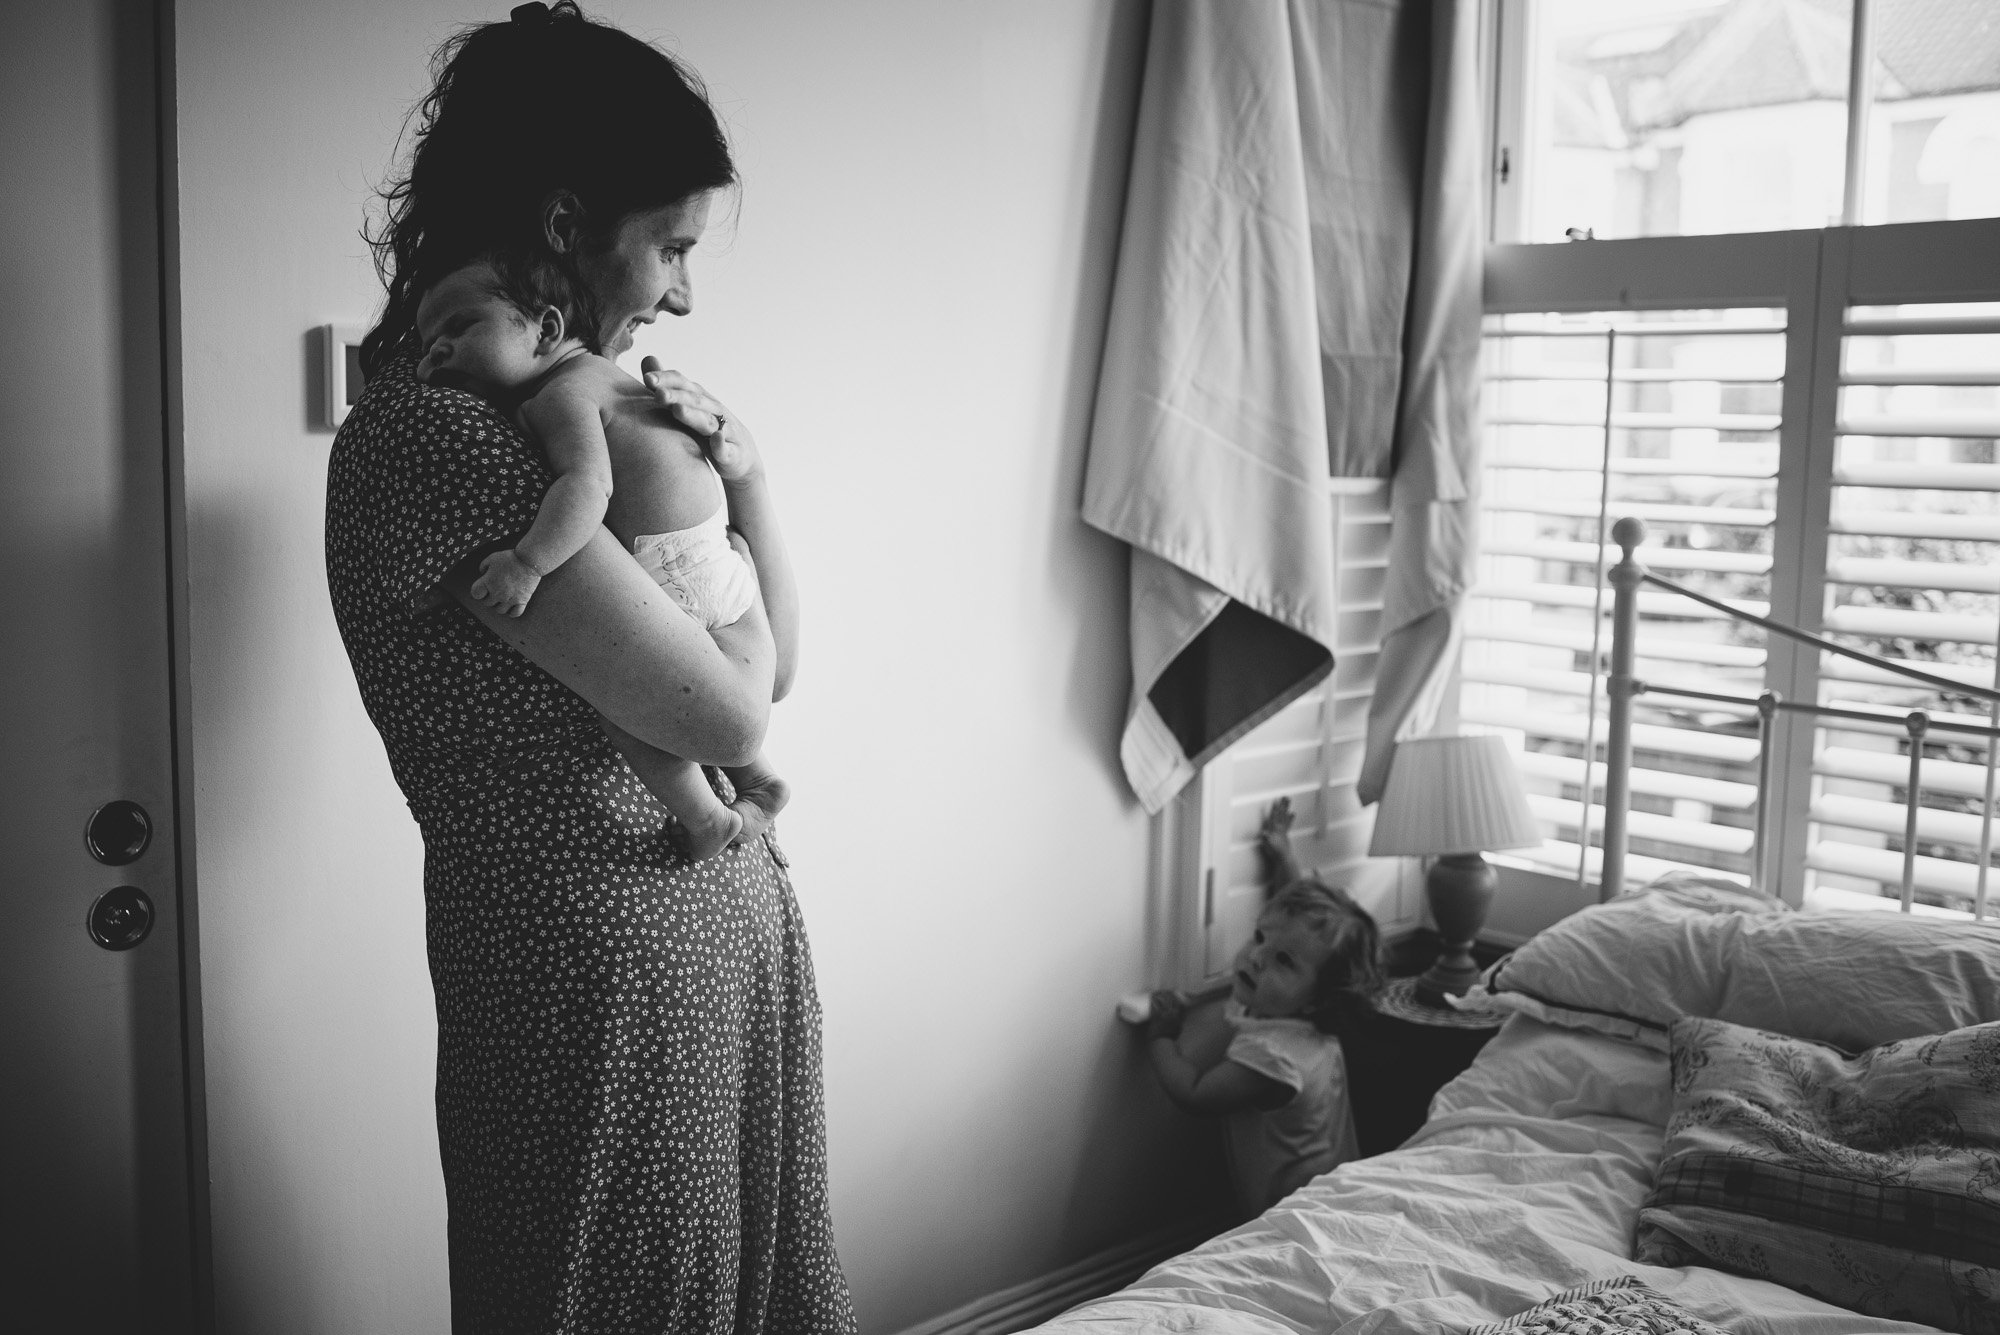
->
[1751,691,1780,895]
[1901,710,1928,914]
[1600,518,1646,902]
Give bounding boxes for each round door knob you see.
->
[87,886,154,951]
[85,800,152,866]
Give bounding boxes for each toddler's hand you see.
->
[1145,989,1187,1042]
[471,549,542,617]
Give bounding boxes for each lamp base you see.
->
[1414,852,1496,1008]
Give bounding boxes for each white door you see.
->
[0,2,198,1329]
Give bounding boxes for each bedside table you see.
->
[1344,977,1504,1156]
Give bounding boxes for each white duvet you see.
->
[1031,1017,1945,1335]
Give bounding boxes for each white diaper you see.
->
[630,505,758,630]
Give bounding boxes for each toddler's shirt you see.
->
[1221,999,1359,1217]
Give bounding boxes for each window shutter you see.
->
[1193,480,1401,976]
[1465,310,1787,888]
[1806,303,2000,914]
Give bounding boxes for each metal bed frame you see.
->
[1598,516,2000,919]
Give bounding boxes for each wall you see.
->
[173,3,1195,1332]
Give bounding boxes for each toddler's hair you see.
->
[1265,879,1384,1038]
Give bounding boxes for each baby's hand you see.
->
[471,549,543,617]
[1145,989,1187,1042]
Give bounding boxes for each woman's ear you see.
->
[535,307,567,354]
[542,189,584,255]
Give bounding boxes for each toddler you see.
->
[1144,804,1383,1217]
[414,251,786,860]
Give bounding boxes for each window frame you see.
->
[1481,217,2000,912]
[1477,0,2000,918]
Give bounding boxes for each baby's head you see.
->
[415,251,588,398]
[1230,879,1384,1032]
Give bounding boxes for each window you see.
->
[1468,308,1784,887]
[1493,0,2000,243]
[1473,176,2000,915]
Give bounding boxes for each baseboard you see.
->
[887,1221,1218,1335]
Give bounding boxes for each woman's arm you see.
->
[442,525,775,765]
[720,470,798,701]
[641,359,799,701]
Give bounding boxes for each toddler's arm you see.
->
[1147,1042,1295,1116]
[472,385,615,616]
[1144,995,1293,1115]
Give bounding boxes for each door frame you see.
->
[152,0,213,1324]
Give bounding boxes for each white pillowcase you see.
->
[1461,873,2000,1052]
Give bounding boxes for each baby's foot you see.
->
[727,772,791,847]
[670,803,744,863]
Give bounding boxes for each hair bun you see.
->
[509,2,550,25]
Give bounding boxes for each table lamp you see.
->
[1368,734,1542,1007]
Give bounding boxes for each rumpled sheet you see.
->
[1032,1019,1945,1335]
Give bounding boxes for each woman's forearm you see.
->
[723,468,799,701]
[446,526,774,763]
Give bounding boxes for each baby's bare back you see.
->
[545,354,721,547]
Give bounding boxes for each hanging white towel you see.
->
[1084,0,1338,814]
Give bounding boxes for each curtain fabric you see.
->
[1357,0,1486,804]
[1084,0,1483,814]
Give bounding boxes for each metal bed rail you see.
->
[1601,517,2000,918]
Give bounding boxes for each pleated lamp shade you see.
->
[1368,734,1542,857]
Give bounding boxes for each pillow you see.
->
[1461,879,1780,1052]
[1463,877,2000,1052]
[1463,1276,1727,1335]
[1634,1015,2000,1331]
[1429,1015,1673,1129]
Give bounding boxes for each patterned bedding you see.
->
[1027,1017,1949,1335]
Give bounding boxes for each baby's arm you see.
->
[472,385,615,616]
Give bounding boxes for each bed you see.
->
[1031,523,2000,1335]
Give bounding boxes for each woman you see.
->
[325,5,854,1331]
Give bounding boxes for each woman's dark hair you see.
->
[1266,879,1385,1040]
[362,1,735,373]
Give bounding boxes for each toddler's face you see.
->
[1230,911,1334,1019]
[415,265,545,396]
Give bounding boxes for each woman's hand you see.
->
[639,356,763,484]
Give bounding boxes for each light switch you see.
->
[319,323,368,429]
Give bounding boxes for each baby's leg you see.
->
[600,718,742,861]
[721,750,790,847]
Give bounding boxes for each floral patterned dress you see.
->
[324,356,854,1335]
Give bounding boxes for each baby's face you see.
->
[1230,912,1333,1018]
[415,265,545,396]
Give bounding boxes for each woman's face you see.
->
[579,192,714,356]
